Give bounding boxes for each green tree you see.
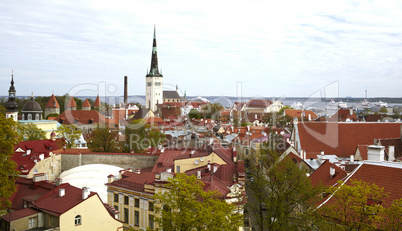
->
[0,106,20,211]
[188,109,201,119]
[56,124,81,148]
[45,113,59,119]
[200,103,223,119]
[246,148,324,231]
[154,173,243,231]
[88,125,120,152]
[317,180,387,231]
[379,107,388,114]
[381,199,402,230]
[17,123,46,141]
[125,119,166,153]
[277,105,293,115]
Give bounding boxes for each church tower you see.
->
[145,26,163,112]
[5,71,19,121]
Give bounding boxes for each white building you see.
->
[145,26,163,112]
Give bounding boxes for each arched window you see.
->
[27,114,32,120]
[35,114,39,120]
[75,215,81,225]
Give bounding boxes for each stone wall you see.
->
[61,153,158,172]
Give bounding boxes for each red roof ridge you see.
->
[45,94,60,108]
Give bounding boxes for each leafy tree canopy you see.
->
[154,173,243,231]
[17,123,46,141]
[56,124,81,148]
[88,125,120,152]
[0,106,20,211]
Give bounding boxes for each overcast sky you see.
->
[1,0,402,99]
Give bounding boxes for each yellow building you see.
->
[0,178,123,231]
[19,120,60,139]
[106,145,245,230]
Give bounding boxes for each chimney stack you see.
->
[124,76,128,104]
[330,167,335,177]
[59,188,65,197]
[82,187,90,200]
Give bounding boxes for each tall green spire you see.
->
[146,25,163,77]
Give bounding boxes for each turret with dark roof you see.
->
[5,72,19,118]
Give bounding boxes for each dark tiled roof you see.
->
[163,91,180,99]
[244,99,273,108]
[1,207,39,222]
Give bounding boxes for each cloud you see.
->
[1,0,402,99]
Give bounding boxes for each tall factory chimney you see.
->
[124,76,128,104]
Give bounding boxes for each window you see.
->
[114,205,119,211]
[35,114,39,120]
[147,82,152,86]
[149,201,154,211]
[149,215,154,229]
[135,198,139,208]
[28,114,32,120]
[114,193,119,202]
[124,208,129,223]
[176,166,180,173]
[29,217,37,228]
[75,215,81,226]
[124,196,129,205]
[135,211,139,226]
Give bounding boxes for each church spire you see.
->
[146,25,163,77]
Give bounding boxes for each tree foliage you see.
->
[188,109,201,119]
[153,173,243,231]
[246,149,324,231]
[317,180,387,231]
[17,123,46,141]
[0,106,20,211]
[200,103,223,119]
[88,125,120,152]
[55,124,81,148]
[125,119,166,153]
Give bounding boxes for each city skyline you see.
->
[1,0,402,98]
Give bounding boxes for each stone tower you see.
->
[145,26,163,112]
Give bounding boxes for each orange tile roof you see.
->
[284,109,317,120]
[45,94,60,108]
[94,95,101,107]
[54,110,106,125]
[82,99,91,107]
[297,122,402,158]
[309,160,347,187]
[66,97,76,107]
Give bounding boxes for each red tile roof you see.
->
[332,109,358,122]
[309,160,347,187]
[1,207,40,222]
[94,95,101,107]
[284,109,318,120]
[297,122,402,158]
[8,177,57,211]
[66,97,76,107]
[12,139,64,175]
[45,94,60,108]
[244,99,273,108]
[54,110,106,125]
[321,162,402,208]
[32,183,96,216]
[82,99,91,107]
